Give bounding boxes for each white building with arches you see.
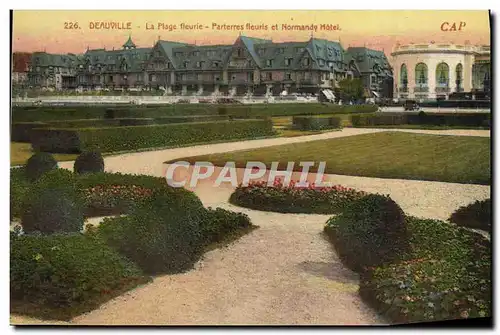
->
[391,42,490,100]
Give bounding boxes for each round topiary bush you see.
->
[97,187,207,275]
[21,169,85,234]
[25,152,57,182]
[330,193,410,272]
[74,151,105,175]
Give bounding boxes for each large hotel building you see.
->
[13,35,490,100]
[17,35,394,99]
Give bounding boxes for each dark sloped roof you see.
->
[123,36,137,49]
[238,36,272,68]
[345,47,392,75]
[171,44,233,71]
[157,40,194,68]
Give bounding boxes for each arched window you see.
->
[436,62,449,86]
[415,63,428,85]
[455,63,463,88]
[400,64,408,86]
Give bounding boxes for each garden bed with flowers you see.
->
[324,195,491,324]
[229,177,368,214]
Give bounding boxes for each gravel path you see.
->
[12,128,490,325]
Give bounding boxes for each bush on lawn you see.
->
[449,199,491,232]
[74,151,105,175]
[96,187,207,275]
[10,167,30,219]
[30,119,275,153]
[200,207,253,245]
[292,116,342,131]
[25,152,58,182]
[10,232,148,320]
[21,169,85,234]
[325,193,409,272]
[229,178,367,214]
[358,216,491,323]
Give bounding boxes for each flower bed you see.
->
[324,204,491,324]
[229,177,367,214]
[83,184,153,217]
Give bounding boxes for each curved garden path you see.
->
[12,128,490,325]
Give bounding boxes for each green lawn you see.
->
[170,132,491,185]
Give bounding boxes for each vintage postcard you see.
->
[10,9,491,326]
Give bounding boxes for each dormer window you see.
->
[285,58,293,66]
[277,48,285,54]
[318,59,325,66]
[258,48,265,56]
[266,59,274,67]
[237,48,243,57]
[302,58,310,66]
[183,61,188,68]
[213,61,219,68]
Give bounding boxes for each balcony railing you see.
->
[414,86,429,93]
[298,79,319,85]
[230,78,253,85]
[435,86,450,93]
[399,87,408,93]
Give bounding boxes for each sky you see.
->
[12,10,491,56]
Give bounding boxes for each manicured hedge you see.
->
[12,104,377,122]
[11,105,214,122]
[358,216,491,323]
[324,194,410,272]
[11,122,49,142]
[30,119,275,153]
[10,232,149,320]
[351,112,491,128]
[449,199,491,232]
[292,116,342,130]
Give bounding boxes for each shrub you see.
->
[358,216,491,323]
[351,112,490,128]
[104,109,115,119]
[11,122,48,142]
[292,116,342,131]
[449,199,491,232]
[97,187,207,275]
[21,169,85,234]
[74,151,105,175]
[10,233,148,320]
[326,194,409,272]
[229,178,367,214]
[25,152,58,182]
[30,119,275,153]
[10,167,31,219]
[200,207,253,245]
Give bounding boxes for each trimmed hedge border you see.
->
[30,119,275,153]
[351,112,490,128]
[292,116,342,131]
[12,104,378,122]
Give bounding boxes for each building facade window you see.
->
[285,72,292,80]
[436,62,449,86]
[400,64,408,87]
[266,59,274,67]
[266,72,272,80]
[455,63,463,88]
[302,58,310,66]
[415,63,428,85]
[285,58,293,66]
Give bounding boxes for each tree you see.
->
[337,78,364,101]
